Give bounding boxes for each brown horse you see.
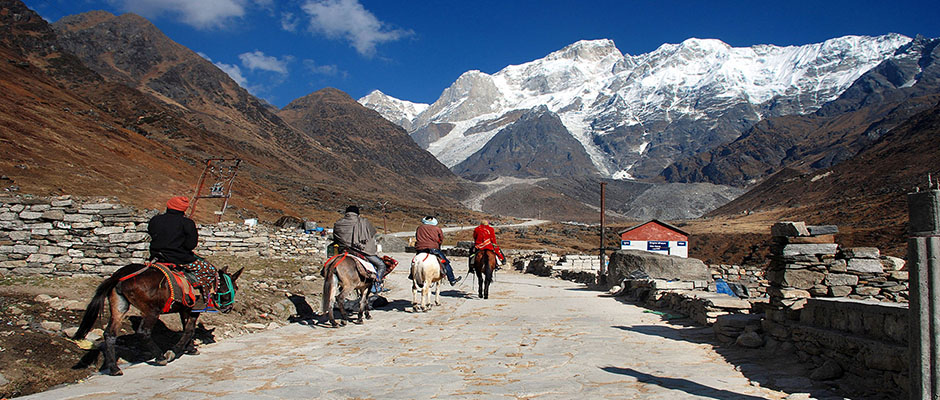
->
[321,254,397,327]
[472,248,497,299]
[72,263,243,376]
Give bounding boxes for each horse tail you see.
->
[72,264,140,340]
[321,266,338,314]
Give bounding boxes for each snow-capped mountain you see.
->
[358,90,428,131]
[360,34,912,180]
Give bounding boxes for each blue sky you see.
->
[25,0,940,108]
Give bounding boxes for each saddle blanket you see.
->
[122,263,197,312]
[348,254,377,274]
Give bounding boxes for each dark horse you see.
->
[72,263,243,375]
[321,254,397,327]
[472,248,497,299]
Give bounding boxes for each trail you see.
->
[462,176,548,211]
[26,258,796,399]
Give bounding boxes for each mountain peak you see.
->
[548,39,622,62]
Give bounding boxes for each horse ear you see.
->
[231,267,244,281]
[220,266,229,274]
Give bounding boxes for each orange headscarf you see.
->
[166,196,190,212]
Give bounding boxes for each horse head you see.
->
[214,266,244,313]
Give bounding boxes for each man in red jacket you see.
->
[472,220,505,267]
[415,216,461,285]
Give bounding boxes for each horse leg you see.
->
[137,313,167,365]
[421,280,430,312]
[477,270,484,299]
[102,291,130,376]
[434,278,441,306]
[484,269,493,299]
[165,310,198,362]
[336,286,353,326]
[412,278,420,312]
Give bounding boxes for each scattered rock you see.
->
[40,320,62,331]
[63,327,79,338]
[244,323,266,329]
[0,370,8,386]
[265,322,279,330]
[8,305,23,315]
[810,360,844,380]
[34,294,53,303]
[735,331,764,348]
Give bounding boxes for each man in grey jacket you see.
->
[333,205,387,292]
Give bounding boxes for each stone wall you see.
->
[710,263,768,297]
[0,196,330,277]
[759,222,909,398]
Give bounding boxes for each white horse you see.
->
[410,252,444,312]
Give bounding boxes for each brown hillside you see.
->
[708,101,940,257]
[1,1,470,224]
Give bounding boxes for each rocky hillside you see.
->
[453,106,599,178]
[663,36,940,187]
[0,1,467,222]
[707,101,940,255]
[277,88,462,196]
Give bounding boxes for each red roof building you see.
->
[618,220,689,258]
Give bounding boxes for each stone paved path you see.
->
[28,254,791,399]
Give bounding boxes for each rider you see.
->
[332,205,387,293]
[148,196,218,309]
[414,216,461,286]
[472,219,506,270]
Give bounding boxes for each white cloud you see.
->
[214,62,248,87]
[280,12,299,32]
[300,0,412,57]
[239,51,290,74]
[109,0,248,29]
[303,59,344,77]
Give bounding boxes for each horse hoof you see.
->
[185,347,199,355]
[353,319,363,325]
[365,314,372,320]
[161,350,176,363]
[107,368,123,376]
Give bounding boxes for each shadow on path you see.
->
[601,366,768,400]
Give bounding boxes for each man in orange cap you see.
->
[148,196,219,310]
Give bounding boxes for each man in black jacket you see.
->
[148,196,218,308]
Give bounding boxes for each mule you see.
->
[321,253,397,327]
[472,248,497,299]
[410,252,445,312]
[72,263,243,376]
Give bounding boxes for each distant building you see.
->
[618,220,689,258]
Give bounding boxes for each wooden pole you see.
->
[600,181,607,278]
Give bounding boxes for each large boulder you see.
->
[608,250,710,283]
[376,234,407,253]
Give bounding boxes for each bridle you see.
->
[213,273,236,311]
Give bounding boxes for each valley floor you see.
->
[21,254,834,399]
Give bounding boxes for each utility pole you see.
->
[908,175,940,400]
[378,201,389,234]
[599,181,607,280]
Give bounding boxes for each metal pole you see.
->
[600,181,607,278]
[908,182,940,400]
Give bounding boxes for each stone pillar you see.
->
[908,188,940,400]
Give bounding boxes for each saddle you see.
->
[322,251,377,280]
[416,250,447,276]
[121,262,197,312]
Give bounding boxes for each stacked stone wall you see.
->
[0,196,330,277]
[762,222,909,398]
[710,264,768,297]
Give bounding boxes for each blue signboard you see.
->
[647,240,669,251]
[677,241,687,246]
[621,240,630,246]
